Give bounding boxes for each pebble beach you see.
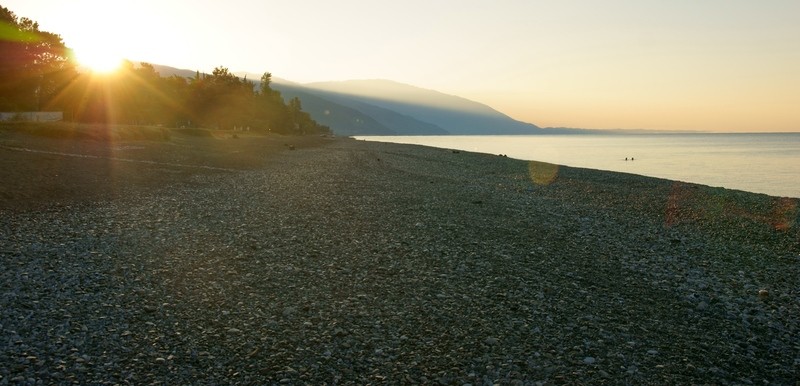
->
[1,131,799,384]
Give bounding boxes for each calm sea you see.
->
[355,133,800,198]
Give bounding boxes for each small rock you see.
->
[758,289,769,299]
[583,356,596,365]
[647,349,659,355]
[484,337,498,346]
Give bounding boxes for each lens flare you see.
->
[528,161,559,186]
[771,197,798,231]
[665,182,798,230]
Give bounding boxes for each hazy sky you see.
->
[5,0,800,132]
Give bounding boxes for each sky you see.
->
[5,0,800,132]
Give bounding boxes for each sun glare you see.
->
[77,48,124,74]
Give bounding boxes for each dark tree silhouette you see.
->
[0,6,75,111]
[1,5,329,135]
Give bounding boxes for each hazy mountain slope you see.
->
[274,84,397,136]
[140,64,389,135]
[134,63,543,135]
[304,79,541,135]
[147,63,198,79]
[337,99,449,135]
[278,85,449,135]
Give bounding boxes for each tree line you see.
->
[0,6,329,135]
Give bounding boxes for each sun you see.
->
[76,47,124,74]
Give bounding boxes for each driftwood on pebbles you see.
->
[1,138,798,384]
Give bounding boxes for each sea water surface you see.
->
[355,133,800,198]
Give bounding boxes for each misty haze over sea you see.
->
[358,133,800,199]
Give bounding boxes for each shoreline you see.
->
[1,132,798,384]
[354,133,800,199]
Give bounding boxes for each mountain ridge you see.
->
[298,79,541,135]
[273,81,450,136]
[138,63,544,136]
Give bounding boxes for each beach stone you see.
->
[2,134,798,385]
